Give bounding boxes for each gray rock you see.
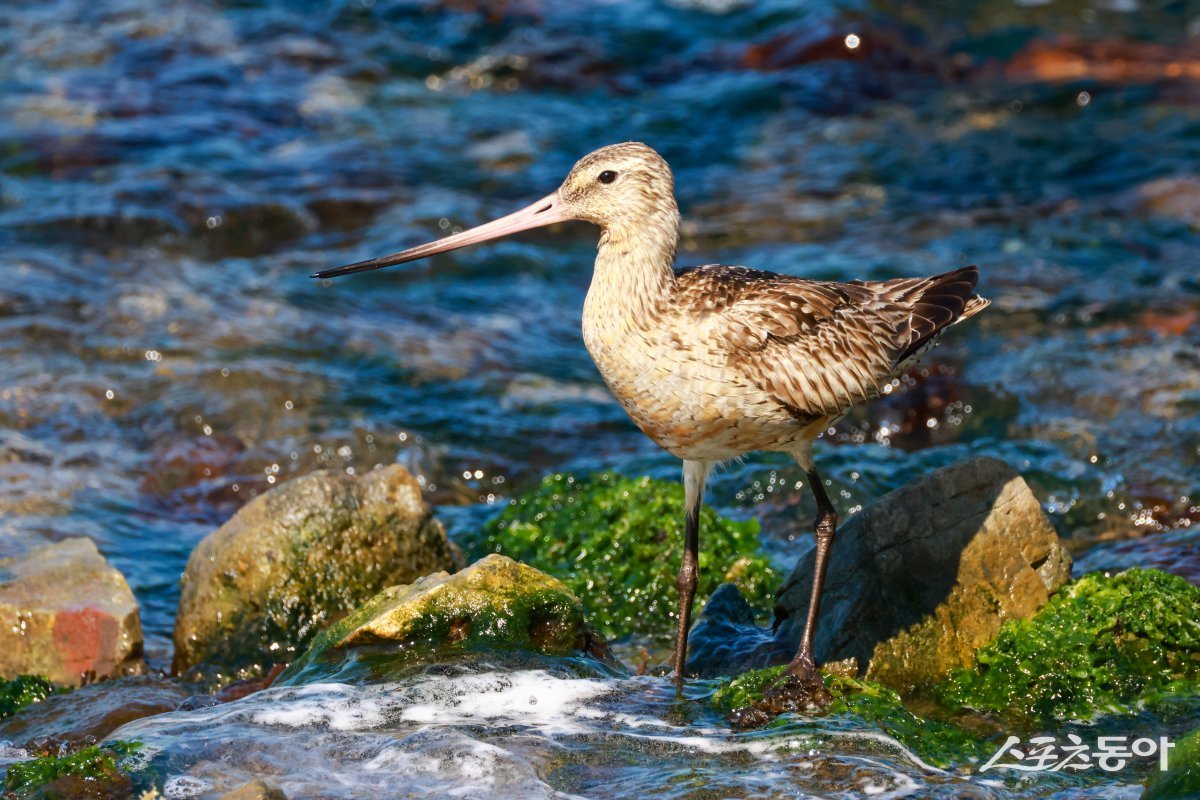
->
[173,465,462,678]
[688,456,1072,692]
[0,538,143,686]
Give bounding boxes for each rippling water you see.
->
[1,0,1198,796]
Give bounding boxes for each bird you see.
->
[314,142,988,711]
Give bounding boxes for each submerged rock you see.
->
[173,466,461,679]
[279,554,610,685]
[692,457,1071,690]
[469,471,775,641]
[0,538,144,687]
[3,740,142,799]
[0,675,188,751]
[711,666,991,768]
[940,568,1200,720]
[220,779,289,800]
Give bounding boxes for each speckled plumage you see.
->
[577,144,988,467]
[317,141,990,692]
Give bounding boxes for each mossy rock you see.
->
[468,472,774,640]
[939,568,1200,720]
[1145,726,1200,799]
[278,554,608,685]
[711,666,992,769]
[3,740,142,798]
[173,466,460,682]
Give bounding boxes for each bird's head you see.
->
[313,142,678,279]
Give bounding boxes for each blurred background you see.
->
[1,0,1197,664]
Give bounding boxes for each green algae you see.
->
[3,740,141,796]
[1144,726,1200,799]
[940,568,1200,721]
[0,676,61,720]
[278,554,603,685]
[711,666,992,769]
[470,472,775,640]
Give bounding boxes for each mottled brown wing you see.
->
[676,265,982,420]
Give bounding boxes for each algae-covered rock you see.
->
[940,568,1200,720]
[3,740,142,798]
[469,472,775,640]
[0,675,60,720]
[0,538,144,687]
[1145,726,1200,799]
[768,456,1071,691]
[173,465,461,678]
[711,666,992,769]
[279,554,607,685]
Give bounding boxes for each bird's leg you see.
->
[672,460,709,687]
[759,467,835,712]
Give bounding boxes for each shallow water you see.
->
[1,0,1198,796]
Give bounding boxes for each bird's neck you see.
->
[588,212,680,318]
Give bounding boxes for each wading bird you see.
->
[314,143,988,709]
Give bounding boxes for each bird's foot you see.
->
[728,656,832,729]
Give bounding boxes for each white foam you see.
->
[163,774,212,798]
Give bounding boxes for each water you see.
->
[1,0,1198,796]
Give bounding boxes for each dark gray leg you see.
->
[672,460,709,685]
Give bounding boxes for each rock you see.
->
[278,554,610,685]
[1145,726,1200,800]
[685,584,779,677]
[689,457,1071,691]
[939,568,1200,720]
[469,471,775,641]
[1133,176,1200,228]
[220,779,289,800]
[1003,34,1200,85]
[0,539,143,687]
[0,676,189,751]
[1074,528,1200,587]
[173,465,462,678]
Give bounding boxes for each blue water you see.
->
[1,0,1197,796]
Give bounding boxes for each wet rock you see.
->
[173,465,461,679]
[468,471,775,641]
[691,457,1071,691]
[220,779,289,800]
[685,583,779,678]
[278,554,610,685]
[0,676,188,751]
[1133,176,1200,228]
[2,741,141,799]
[1145,726,1200,800]
[1074,528,1200,587]
[1003,34,1200,85]
[739,23,946,77]
[0,538,143,687]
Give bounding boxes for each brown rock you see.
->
[173,466,461,678]
[0,675,187,750]
[220,779,288,800]
[1004,34,1200,85]
[689,457,1071,691]
[0,538,143,686]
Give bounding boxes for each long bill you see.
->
[312,191,568,279]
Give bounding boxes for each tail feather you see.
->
[895,265,987,363]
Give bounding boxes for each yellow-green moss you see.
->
[940,568,1200,720]
[470,472,775,640]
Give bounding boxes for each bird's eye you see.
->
[598,170,618,184]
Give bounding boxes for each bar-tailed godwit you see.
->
[315,142,988,710]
